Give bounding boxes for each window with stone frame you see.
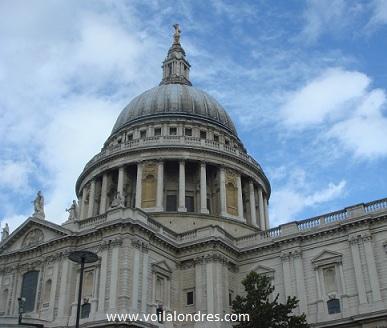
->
[166,193,177,211]
[184,128,192,136]
[140,130,147,139]
[154,127,162,136]
[21,271,40,313]
[312,250,344,315]
[186,289,194,306]
[169,127,177,135]
[152,261,172,308]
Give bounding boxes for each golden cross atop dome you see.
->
[173,23,181,44]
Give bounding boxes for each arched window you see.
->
[0,289,8,314]
[81,302,91,319]
[21,271,39,313]
[43,279,52,305]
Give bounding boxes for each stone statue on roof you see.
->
[66,200,79,221]
[1,223,9,241]
[32,190,45,219]
[173,24,181,44]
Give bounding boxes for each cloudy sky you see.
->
[1,0,387,232]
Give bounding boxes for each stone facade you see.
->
[1,28,387,328]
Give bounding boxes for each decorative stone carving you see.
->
[131,237,149,252]
[22,229,44,248]
[110,191,125,208]
[32,191,45,219]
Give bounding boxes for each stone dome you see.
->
[111,84,237,136]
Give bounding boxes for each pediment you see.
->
[252,264,275,274]
[0,217,72,255]
[152,260,172,275]
[312,250,343,267]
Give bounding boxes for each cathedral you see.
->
[1,25,387,328]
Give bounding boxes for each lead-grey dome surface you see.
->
[112,84,237,135]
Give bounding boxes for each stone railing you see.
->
[236,197,387,247]
[84,135,261,170]
[364,198,387,213]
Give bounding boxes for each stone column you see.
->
[264,196,270,229]
[99,173,108,214]
[131,241,141,312]
[109,246,120,312]
[80,187,87,219]
[195,259,205,312]
[96,249,108,319]
[281,253,292,301]
[258,186,265,230]
[57,258,70,322]
[135,162,143,209]
[206,260,215,314]
[141,248,149,313]
[236,174,244,221]
[178,160,187,212]
[87,179,96,218]
[363,234,382,302]
[117,166,125,195]
[349,236,367,306]
[156,161,164,211]
[293,251,307,314]
[219,167,227,217]
[200,162,209,214]
[249,181,258,227]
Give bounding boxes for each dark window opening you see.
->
[140,130,147,139]
[21,271,39,313]
[200,130,207,139]
[185,128,192,136]
[186,196,194,212]
[214,135,219,142]
[81,302,91,318]
[327,299,341,314]
[154,128,161,136]
[166,195,177,211]
[186,291,194,305]
[225,139,230,145]
[229,293,233,306]
[127,133,133,141]
[169,127,177,135]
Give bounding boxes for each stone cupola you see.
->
[160,24,191,86]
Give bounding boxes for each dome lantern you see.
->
[160,24,192,86]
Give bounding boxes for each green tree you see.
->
[232,271,309,328]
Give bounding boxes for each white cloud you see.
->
[280,68,369,127]
[269,168,346,225]
[0,160,34,192]
[301,0,348,43]
[367,0,387,28]
[0,1,165,225]
[280,68,387,159]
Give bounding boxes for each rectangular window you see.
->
[127,133,133,141]
[166,194,177,211]
[186,291,194,305]
[21,271,39,313]
[140,130,147,139]
[327,298,341,314]
[214,134,219,142]
[169,127,177,135]
[200,130,207,139]
[225,139,230,145]
[185,128,192,136]
[154,128,161,136]
[186,196,194,212]
[229,292,233,306]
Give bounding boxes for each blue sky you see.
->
[1,0,387,232]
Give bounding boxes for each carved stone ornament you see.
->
[22,228,44,248]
